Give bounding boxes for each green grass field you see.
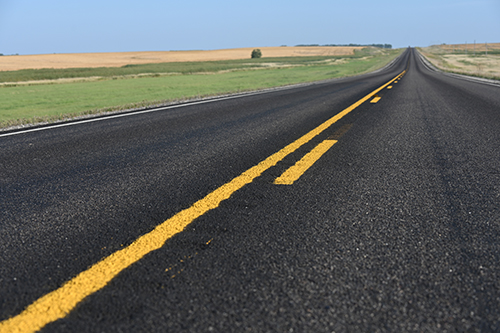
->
[0,48,402,128]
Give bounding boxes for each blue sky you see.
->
[0,0,499,55]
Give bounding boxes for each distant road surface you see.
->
[1,48,500,332]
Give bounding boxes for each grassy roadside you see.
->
[418,45,500,80]
[0,48,402,129]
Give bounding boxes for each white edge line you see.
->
[0,89,282,138]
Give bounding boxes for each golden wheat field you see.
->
[0,46,363,71]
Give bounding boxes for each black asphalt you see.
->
[1,48,500,332]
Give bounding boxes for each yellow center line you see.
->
[370,96,381,103]
[0,70,405,333]
[274,139,337,185]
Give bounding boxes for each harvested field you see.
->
[420,43,500,79]
[0,46,363,71]
[436,43,500,53]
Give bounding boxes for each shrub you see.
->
[251,49,262,59]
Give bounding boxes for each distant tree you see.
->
[251,49,262,58]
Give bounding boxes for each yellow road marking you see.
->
[0,70,405,333]
[387,86,393,89]
[370,96,381,103]
[274,139,337,185]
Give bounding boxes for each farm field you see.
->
[419,43,500,79]
[0,46,363,71]
[0,47,402,129]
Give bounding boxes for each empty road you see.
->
[1,48,500,332]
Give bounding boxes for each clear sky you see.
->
[1,0,499,55]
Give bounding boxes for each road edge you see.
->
[0,51,405,137]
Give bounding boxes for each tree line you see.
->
[295,44,392,49]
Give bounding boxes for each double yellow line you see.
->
[0,70,405,333]
[274,138,338,185]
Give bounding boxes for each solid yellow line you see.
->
[0,69,405,333]
[274,139,337,185]
[370,96,381,103]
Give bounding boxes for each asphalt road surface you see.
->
[1,48,500,332]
